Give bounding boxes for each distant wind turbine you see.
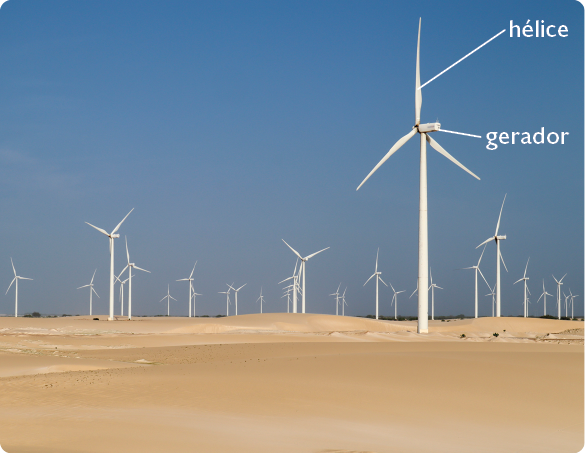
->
[552,274,567,320]
[364,249,388,320]
[177,262,197,317]
[514,258,530,318]
[486,284,496,317]
[389,283,405,320]
[118,236,150,320]
[282,239,329,314]
[228,283,246,316]
[191,285,202,317]
[86,209,133,320]
[477,195,508,317]
[537,280,553,317]
[330,283,341,316]
[77,269,99,316]
[460,245,490,318]
[219,287,231,316]
[116,274,132,317]
[257,287,265,313]
[6,258,32,318]
[159,284,176,316]
[428,268,442,321]
[569,290,578,320]
[279,259,301,313]
[356,18,480,334]
[341,287,347,316]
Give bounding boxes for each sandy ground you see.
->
[0,313,582,452]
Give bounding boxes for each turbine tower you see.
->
[341,287,347,316]
[330,283,341,315]
[552,274,566,320]
[86,209,133,321]
[159,284,176,316]
[118,237,150,320]
[356,19,480,333]
[477,195,508,317]
[389,283,405,320]
[257,287,265,314]
[228,283,246,316]
[6,258,33,318]
[428,268,443,321]
[77,269,99,316]
[537,280,553,317]
[514,258,530,318]
[460,245,490,318]
[364,249,388,320]
[219,287,231,316]
[282,239,329,313]
[177,262,197,317]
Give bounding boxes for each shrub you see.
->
[93,318,99,321]
[493,332,499,337]
[460,333,466,338]
[31,311,41,318]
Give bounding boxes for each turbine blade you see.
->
[92,287,100,298]
[495,194,507,236]
[477,268,490,289]
[375,248,379,273]
[537,293,544,303]
[476,237,494,249]
[134,266,150,273]
[19,277,33,281]
[415,17,422,126]
[436,286,443,290]
[364,273,376,286]
[125,236,130,264]
[524,257,530,277]
[477,244,487,266]
[117,265,129,280]
[170,296,177,301]
[426,134,480,180]
[513,278,523,285]
[282,239,303,260]
[85,222,110,237]
[356,129,417,191]
[91,269,97,284]
[397,290,405,294]
[111,208,134,235]
[305,247,330,260]
[499,249,508,272]
[10,258,16,277]
[190,261,197,279]
[177,278,189,281]
[379,276,388,287]
[279,276,293,284]
[237,283,247,291]
[77,284,90,289]
[559,273,567,283]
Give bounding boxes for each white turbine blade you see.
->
[237,283,247,291]
[190,261,197,279]
[426,134,480,180]
[415,17,422,126]
[526,285,531,296]
[495,194,507,236]
[397,290,405,294]
[523,257,530,278]
[410,287,418,298]
[91,269,97,284]
[436,286,443,290]
[177,278,189,282]
[279,276,293,284]
[77,284,90,289]
[304,247,330,260]
[19,277,33,281]
[170,295,177,301]
[125,236,130,264]
[477,268,490,289]
[85,222,110,237]
[499,249,508,272]
[430,267,433,284]
[282,239,303,260]
[513,278,523,285]
[375,248,379,273]
[356,129,417,191]
[364,273,376,286]
[111,208,134,235]
[461,266,475,270]
[378,276,389,287]
[117,265,129,280]
[227,284,236,291]
[389,282,396,292]
[292,258,298,276]
[159,296,167,303]
[537,292,544,303]
[92,287,100,298]
[134,266,150,273]
[477,244,487,266]
[559,273,567,283]
[476,237,494,249]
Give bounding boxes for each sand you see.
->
[0,314,582,452]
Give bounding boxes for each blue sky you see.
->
[0,0,582,318]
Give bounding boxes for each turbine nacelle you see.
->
[496,235,506,240]
[417,122,441,133]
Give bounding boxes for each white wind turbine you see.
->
[569,290,578,320]
[486,284,496,317]
[514,258,530,318]
[228,283,246,316]
[389,283,405,320]
[330,283,341,316]
[118,237,150,320]
[563,292,570,318]
[364,249,388,320]
[219,287,232,316]
[86,209,133,321]
[282,285,292,313]
[159,284,176,316]
[537,279,553,317]
[356,19,480,333]
[6,258,33,318]
[341,287,347,316]
[428,268,442,321]
[77,269,99,316]
[257,287,265,314]
[279,259,301,313]
[460,245,490,318]
[282,239,329,314]
[476,195,508,317]
[191,285,202,317]
[116,274,132,317]
[177,262,197,318]
[552,274,566,320]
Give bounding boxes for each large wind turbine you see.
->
[537,280,553,317]
[118,237,150,320]
[228,283,246,316]
[177,262,197,317]
[86,209,134,321]
[6,258,33,318]
[159,284,176,316]
[389,283,405,320]
[460,245,490,318]
[282,240,329,313]
[257,287,265,314]
[219,287,232,316]
[364,249,388,320]
[514,258,530,318]
[191,285,202,317]
[552,274,566,320]
[77,269,99,316]
[356,19,480,333]
[477,195,508,317]
[428,268,442,321]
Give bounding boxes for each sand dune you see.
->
[0,314,582,452]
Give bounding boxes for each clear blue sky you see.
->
[0,0,582,317]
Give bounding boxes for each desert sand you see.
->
[0,313,582,452]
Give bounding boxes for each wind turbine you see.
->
[356,19,480,333]
[219,287,231,316]
[159,284,176,316]
[77,269,99,316]
[86,209,134,321]
[257,287,265,313]
[280,259,301,313]
[389,283,405,320]
[364,249,388,320]
[330,283,341,315]
[513,258,530,318]
[227,283,246,316]
[569,290,578,320]
[552,274,566,320]
[477,195,508,317]
[486,284,496,317]
[282,239,329,314]
[190,285,202,317]
[537,280,553,317]
[177,262,197,317]
[118,237,150,320]
[341,287,347,316]
[6,258,33,318]
[428,268,443,321]
[460,245,490,318]
[116,274,132,317]
[282,286,292,313]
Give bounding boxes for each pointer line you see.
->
[439,129,482,139]
[419,29,506,90]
